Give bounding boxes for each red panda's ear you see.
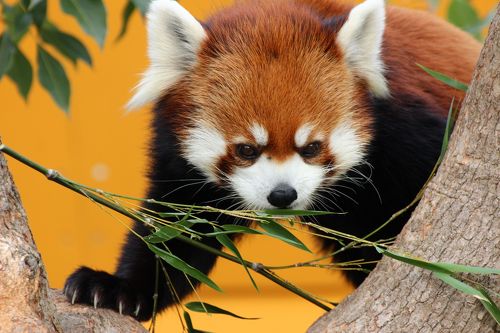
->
[337,0,389,98]
[127,0,207,110]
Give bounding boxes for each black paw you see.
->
[64,266,152,321]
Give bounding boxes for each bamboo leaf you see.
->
[131,0,150,15]
[183,311,212,333]
[37,46,70,112]
[7,46,33,100]
[116,1,136,41]
[40,22,92,66]
[215,229,258,291]
[258,219,311,253]
[378,247,500,276]
[438,100,456,165]
[380,247,500,324]
[0,34,16,79]
[417,64,468,92]
[431,262,500,275]
[477,288,500,325]
[434,272,489,301]
[145,220,196,243]
[60,0,107,48]
[148,244,222,292]
[185,302,259,320]
[376,247,453,274]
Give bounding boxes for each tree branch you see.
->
[0,142,147,333]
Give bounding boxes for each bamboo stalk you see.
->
[0,144,332,312]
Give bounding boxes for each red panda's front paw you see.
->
[64,266,151,321]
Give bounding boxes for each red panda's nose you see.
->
[267,184,298,208]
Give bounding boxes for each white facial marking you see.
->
[183,125,226,181]
[250,123,268,146]
[329,122,367,173]
[232,136,247,144]
[337,0,389,98]
[127,0,207,109]
[294,123,314,147]
[229,154,325,209]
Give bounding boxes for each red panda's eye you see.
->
[299,141,321,158]
[236,144,260,160]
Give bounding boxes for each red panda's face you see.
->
[129,0,387,209]
[177,12,373,209]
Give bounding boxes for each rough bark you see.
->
[0,145,147,333]
[308,6,500,333]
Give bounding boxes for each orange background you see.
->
[0,0,495,332]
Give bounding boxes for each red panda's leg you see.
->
[64,218,223,321]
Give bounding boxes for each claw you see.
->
[134,303,141,317]
[93,292,99,309]
[119,301,123,315]
[71,289,78,305]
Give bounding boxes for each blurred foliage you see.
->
[0,0,149,113]
[0,0,495,113]
[444,0,496,40]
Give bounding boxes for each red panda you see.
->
[64,0,481,321]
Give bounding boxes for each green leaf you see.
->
[376,247,453,274]
[0,34,16,79]
[183,311,212,333]
[30,0,47,27]
[7,46,33,100]
[28,0,43,10]
[437,100,456,165]
[60,0,107,48]
[258,219,311,253]
[261,209,334,217]
[148,244,222,292]
[215,229,259,291]
[3,4,33,42]
[37,46,70,112]
[466,8,495,36]
[431,262,500,275]
[447,0,481,39]
[434,272,500,324]
[185,302,259,320]
[40,22,92,66]
[379,247,500,277]
[417,64,468,92]
[477,288,500,325]
[434,272,488,301]
[145,220,197,243]
[131,0,150,16]
[131,0,150,15]
[116,1,136,41]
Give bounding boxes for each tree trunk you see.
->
[308,6,499,333]
[0,145,147,333]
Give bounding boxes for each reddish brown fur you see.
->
[163,0,480,174]
[297,0,481,112]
